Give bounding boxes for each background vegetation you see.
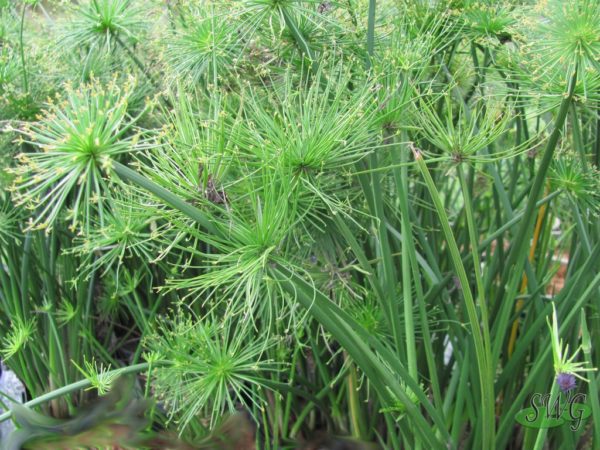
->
[0,0,599,448]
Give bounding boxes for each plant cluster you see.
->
[0,0,599,449]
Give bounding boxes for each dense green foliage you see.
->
[0,0,599,448]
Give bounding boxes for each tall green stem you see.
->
[413,147,494,449]
[532,380,560,450]
[492,72,578,366]
[457,165,491,352]
[581,312,600,449]
[366,0,376,69]
[497,72,577,299]
[19,3,29,93]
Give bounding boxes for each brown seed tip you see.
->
[409,142,422,160]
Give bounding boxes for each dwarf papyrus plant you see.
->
[0,0,599,449]
[9,76,149,233]
[144,310,278,431]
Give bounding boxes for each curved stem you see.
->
[0,362,153,423]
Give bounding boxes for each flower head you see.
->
[11,77,147,232]
[414,93,516,164]
[549,156,600,214]
[0,194,21,246]
[460,2,515,44]
[67,191,159,281]
[556,372,577,393]
[72,357,123,396]
[165,9,240,86]
[1,318,36,361]
[548,303,596,383]
[145,312,278,429]
[60,0,148,50]
[520,0,600,90]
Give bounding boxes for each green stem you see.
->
[569,196,592,257]
[347,363,366,439]
[496,72,577,304]
[570,105,588,171]
[532,381,560,450]
[580,312,600,449]
[19,232,32,317]
[413,147,494,449]
[595,100,600,167]
[369,151,403,357]
[392,138,419,384]
[280,7,317,74]
[113,35,173,109]
[492,72,578,367]
[366,0,376,69]
[395,137,424,449]
[0,362,153,423]
[19,3,29,93]
[457,164,491,355]
[281,343,301,438]
[112,162,219,235]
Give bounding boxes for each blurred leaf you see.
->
[5,377,151,450]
